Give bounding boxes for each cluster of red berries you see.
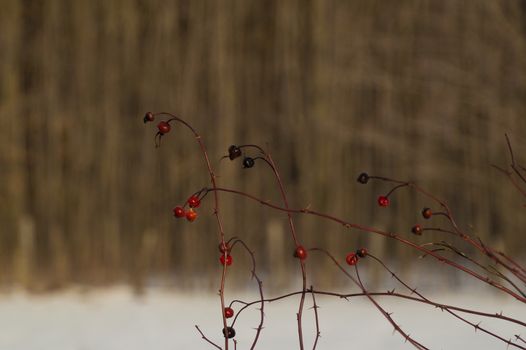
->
[173,195,201,222]
[144,112,172,134]
[346,248,368,266]
[411,208,432,235]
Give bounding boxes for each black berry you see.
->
[357,172,369,184]
[228,145,242,160]
[222,326,236,339]
[243,157,255,168]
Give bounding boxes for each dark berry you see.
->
[357,172,369,184]
[356,248,368,258]
[228,145,242,160]
[242,157,255,168]
[412,224,423,235]
[422,208,432,219]
[346,252,359,266]
[224,307,234,318]
[222,326,236,339]
[218,242,230,254]
[157,121,171,134]
[173,206,185,218]
[294,246,308,260]
[143,112,154,123]
[186,209,197,222]
[187,195,201,208]
[377,196,389,207]
[220,254,233,266]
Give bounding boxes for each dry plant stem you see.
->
[204,186,526,303]
[497,251,526,276]
[195,325,222,350]
[369,254,526,349]
[231,289,526,329]
[423,241,526,297]
[492,165,526,198]
[241,145,307,350]
[375,176,525,281]
[310,248,429,349]
[310,286,321,350]
[230,239,265,350]
[506,133,526,185]
[155,113,230,349]
[424,228,526,284]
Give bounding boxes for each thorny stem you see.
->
[203,186,526,303]
[240,144,307,350]
[310,286,321,350]
[311,248,429,349]
[230,289,526,329]
[373,175,526,284]
[195,325,222,350]
[230,239,265,350]
[422,241,526,298]
[153,113,230,349]
[369,253,526,349]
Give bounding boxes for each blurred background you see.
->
[1,0,526,295]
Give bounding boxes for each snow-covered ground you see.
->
[0,286,524,350]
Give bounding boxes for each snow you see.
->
[0,286,524,350]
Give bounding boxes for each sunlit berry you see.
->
[356,248,368,258]
[157,121,171,134]
[228,145,242,160]
[173,206,185,218]
[294,246,308,260]
[186,209,197,222]
[377,196,389,207]
[242,157,255,168]
[220,254,233,266]
[357,172,369,184]
[222,326,236,339]
[422,208,432,219]
[143,112,154,123]
[412,224,423,235]
[224,307,234,318]
[346,252,359,265]
[187,195,201,208]
[218,242,230,254]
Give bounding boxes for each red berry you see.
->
[218,242,230,254]
[220,254,233,266]
[224,307,234,318]
[294,246,308,260]
[173,206,185,218]
[346,252,359,266]
[412,224,423,235]
[187,195,201,208]
[377,196,389,207]
[143,112,154,123]
[422,207,432,219]
[356,248,368,258]
[186,209,197,222]
[157,121,171,134]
